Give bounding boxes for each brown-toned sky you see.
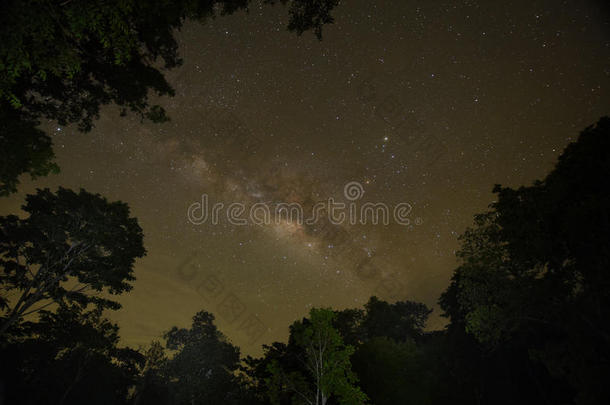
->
[1,0,608,355]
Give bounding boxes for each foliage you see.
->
[264,0,340,40]
[441,117,610,403]
[0,0,341,194]
[350,336,432,405]
[242,341,295,403]
[0,187,145,336]
[265,308,367,405]
[132,341,170,405]
[330,296,431,346]
[0,304,143,405]
[162,311,245,404]
[0,107,59,196]
[360,296,431,342]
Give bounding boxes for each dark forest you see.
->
[1,1,609,404]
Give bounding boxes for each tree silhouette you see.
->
[350,336,433,405]
[440,117,610,403]
[0,0,341,194]
[1,304,143,405]
[0,187,145,336]
[132,341,170,405]
[163,311,244,404]
[266,308,368,405]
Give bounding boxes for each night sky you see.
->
[1,0,608,355]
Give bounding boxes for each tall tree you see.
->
[361,296,431,342]
[163,311,244,404]
[0,187,145,336]
[132,341,170,405]
[242,341,295,404]
[440,117,610,403]
[350,336,433,405]
[0,304,143,405]
[331,297,432,345]
[266,308,367,405]
[0,107,59,196]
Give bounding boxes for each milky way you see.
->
[1,0,608,354]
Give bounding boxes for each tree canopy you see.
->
[0,0,340,195]
[0,187,145,336]
[2,117,610,404]
[162,311,245,404]
[440,117,610,403]
[265,308,367,405]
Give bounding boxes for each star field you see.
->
[1,0,608,354]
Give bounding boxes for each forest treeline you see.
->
[1,1,609,403]
[1,117,609,404]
